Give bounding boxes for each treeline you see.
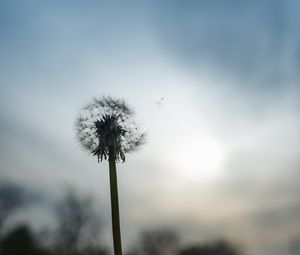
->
[0,182,242,255]
[0,182,105,255]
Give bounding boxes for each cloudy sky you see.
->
[1,1,300,255]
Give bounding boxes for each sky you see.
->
[1,1,300,255]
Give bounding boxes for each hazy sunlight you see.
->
[169,132,225,182]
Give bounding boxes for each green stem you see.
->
[109,154,123,255]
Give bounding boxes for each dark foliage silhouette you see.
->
[76,96,145,255]
[0,183,107,255]
[0,182,25,229]
[0,225,49,255]
[127,229,179,255]
[179,240,241,255]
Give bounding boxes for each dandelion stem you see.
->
[109,152,122,255]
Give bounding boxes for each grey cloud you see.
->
[154,0,300,91]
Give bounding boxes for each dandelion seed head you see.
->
[75,96,145,162]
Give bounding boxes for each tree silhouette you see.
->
[75,96,145,255]
[128,229,179,255]
[0,182,25,229]
[0,225,49,255]
[53,191,104,255]
[179,240,241,255]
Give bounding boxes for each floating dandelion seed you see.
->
[75,96,145,255]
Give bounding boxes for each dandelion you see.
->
[75,96,145,255]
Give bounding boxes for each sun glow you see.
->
[168,133,226,182]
